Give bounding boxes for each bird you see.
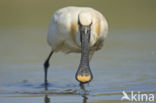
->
[44,6,108,86]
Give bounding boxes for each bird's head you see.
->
[78,12,92,43]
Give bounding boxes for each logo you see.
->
[121,91,155,102]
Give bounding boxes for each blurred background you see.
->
[0,0,156,28]
[0,0,156,103]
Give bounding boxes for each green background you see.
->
[0,0,156,28]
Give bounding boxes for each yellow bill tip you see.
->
[77,75,91,83]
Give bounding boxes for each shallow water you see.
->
[0,28,156,103]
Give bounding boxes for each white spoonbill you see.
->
[44,6,108,85]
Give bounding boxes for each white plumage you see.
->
[47,6,108,59]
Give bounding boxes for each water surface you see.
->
[0,28,156,103]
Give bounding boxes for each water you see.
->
[0,28,156,103]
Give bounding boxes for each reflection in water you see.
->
[82,95,88,103]
[80,83,88,103]
[44,84,50,103]
[44,83,88,103]
[44,95,50,103]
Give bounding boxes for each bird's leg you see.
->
[44,51,53,87]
